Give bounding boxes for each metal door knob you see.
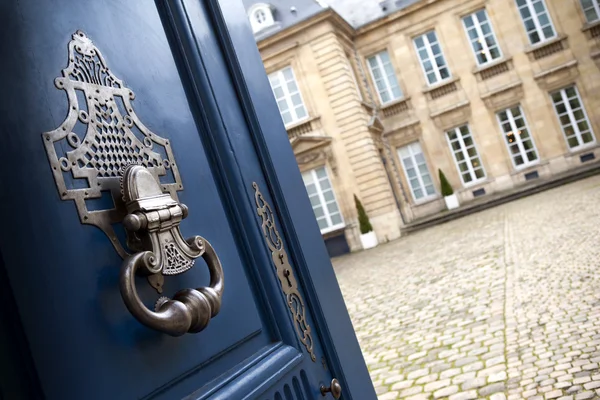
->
[320,378,342,399]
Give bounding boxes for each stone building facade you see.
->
[243,0,600,255]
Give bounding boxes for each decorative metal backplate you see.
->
[253,183,316,362]
[42,31,182,258]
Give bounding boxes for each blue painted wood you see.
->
[0,0,375,399]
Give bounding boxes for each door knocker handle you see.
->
[119,165,224,336]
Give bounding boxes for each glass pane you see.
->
[291,93,302,107]
[468,29,479,41]
[559,115,571,126]
[476,10,487,22]
[555,103,567,114]
[462,172,472,183]
[434,55,446,68]
[463,136,474,147]
[578,120,590,132]
[542,25,555,38]
[316,168,327,179]
[287,80,298,93]
[281,112,292,125]
[305,184,316,195]
[414,153,425,163]
[423,60,433,72]
[533,1,546,13]
[319,179,331,190]
[330,214,343,226]
[564,125,575,137]
[582,132,595,143]
[327,202,339,214]
[529,31,540,44]
[295,106,307,119]
[537,13,549,27]
[481,22,491,35]
[527,151,538,161]
[282,68,293,81]
[379,51,390,63]
[455,151,465,162]
[515,155,524,165]
[407,168,417,178]
[273,87,284,99]
[418,164,429,175]
[447,131,457,140]
[498,112,508,122]
[425,185,436,195]
[317,218,328,230]
[426,31,437,43]
[510,144,520,154]
[431,44,441,55]
[419,49,429,62]
[427,72,437,84]
[403,156,414,168]
[367,57,378,69]
[463,15,474,28]
[467,147,478,158]
[422,174,432,185]
[573,109,585,121]
[413,188,423,199]
[277,99,289,112]
[440,68,450,79]
[323,191,334,202]
[569,98,581,110]
[452,141,461,151]
[459,162,469,172]
[308,193,320,205]
[522,140,533,151]
[313,206,324,218]
[409,177,420,188]
[551,92,562,102]
[475,168,485,179]
[414,36,424,48]
[490,47,501,59]
[585,8,598,22]
[567,137,579,148]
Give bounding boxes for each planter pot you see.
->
[444,193,459,210]
[359,231,378,250]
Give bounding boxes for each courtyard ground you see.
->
[332,174,600,400]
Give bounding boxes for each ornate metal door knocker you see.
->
[42,30,224,336]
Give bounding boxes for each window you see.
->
[413,30,451,85]
[462,9,502,65]
[397,142,436,201]
[580,0,600,23]
[497,106,539,168]
[268,67,308,126]
[301,167,344,233]
[446,125,486,185]
[248,3,274,33]
[366,51,402,104]
[551,86,596,150]
[516,0,556,44]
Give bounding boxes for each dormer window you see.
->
[248,3,275,33]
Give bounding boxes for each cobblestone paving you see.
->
[333,175,600,400]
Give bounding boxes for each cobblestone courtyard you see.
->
[333,175,600,400]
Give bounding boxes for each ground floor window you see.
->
[397,142,436,202]
[550,85,595,150]
[301,167,344,233]
[446,125,486,185]
[496,105,539,168]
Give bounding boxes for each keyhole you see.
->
[283,269,293,287]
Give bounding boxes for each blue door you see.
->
[0,1,375,399]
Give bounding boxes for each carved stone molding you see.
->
[430,100,471,130]
[384,119,422,148]
[533,60,579,92]
[481,81,524,111]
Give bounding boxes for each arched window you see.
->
[248,3,274,33]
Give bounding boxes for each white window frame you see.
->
[461,9,503,66]
[397,142,437,203]
[248,3,274,33]
[580,0,600,23]
[496,106,540,169]
[268,66,308,127]
[301,167,345,234]
[551,86,596,151]
[445,125,487,186]
[413,30,451,86]
[366,51,403,104]
[516,0,556,45]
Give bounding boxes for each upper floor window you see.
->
[580,0,600,23]
[550,86,596,150]
[462,9,502,65]
[413,30,451,86]
[268,66,307,126]
[248,3,274,33]
[366,51,402,104]
[516,0,556,45]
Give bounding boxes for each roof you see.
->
[242,0,424,40]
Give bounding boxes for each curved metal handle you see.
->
[320,378,342,399]
[118,165,224,336]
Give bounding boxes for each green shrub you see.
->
[438,169,454,197]
[354,195,373,234]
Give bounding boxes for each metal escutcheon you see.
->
[320,378,342,399]
[119,165,224,337]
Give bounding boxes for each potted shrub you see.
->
[354,195,378,250]
[439,169,459,210]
